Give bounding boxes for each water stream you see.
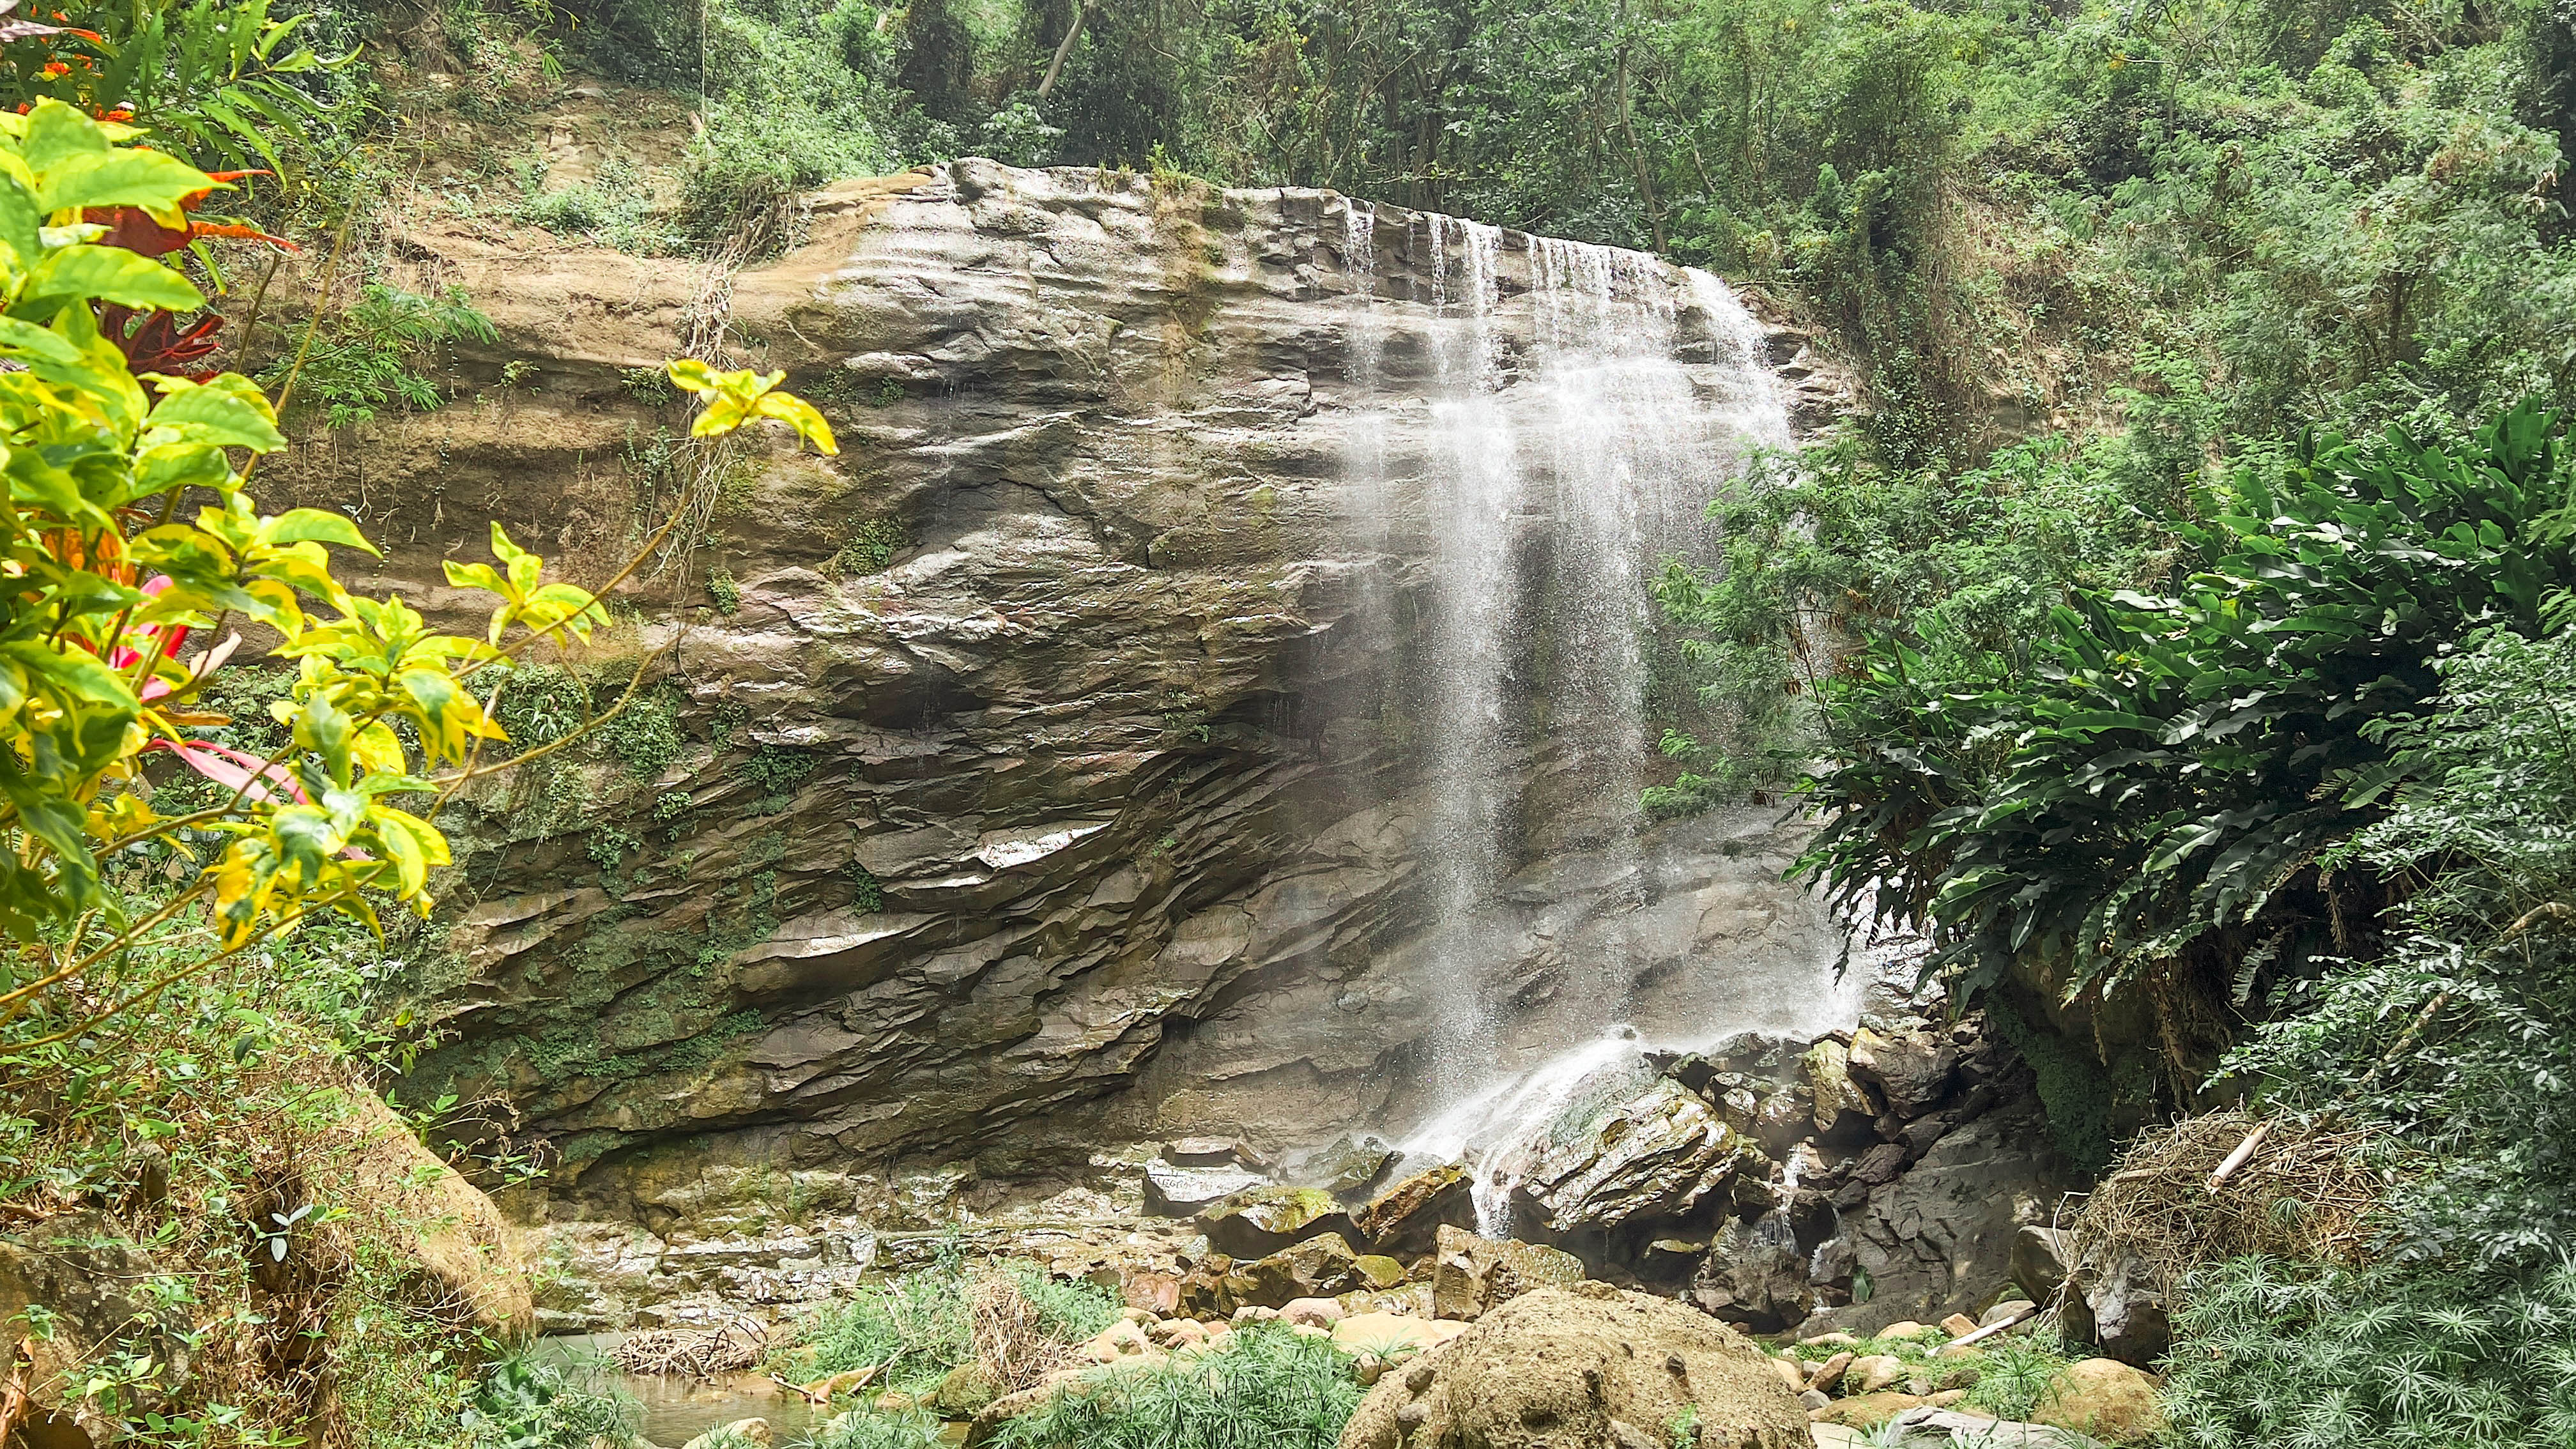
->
[1338,205,1821,1194]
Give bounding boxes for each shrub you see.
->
[2159,1255,2576,1449]
[990,1323,1362,1449]
[270,282,498,427]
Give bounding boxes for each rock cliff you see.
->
[268,159,1858,1219]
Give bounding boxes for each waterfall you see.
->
[1334,200,1833,1214]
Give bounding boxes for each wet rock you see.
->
[360,159,1853,1230]
[1144,1159,1268,1217]
[1690,1215,1816,1332]
[1804,1039,1882,1133]
[1338,1285,1809,1449]
[1303,1136,1400,1199]
[1511,1078,1765,1234]
[1197,1187,1354,1258]
[1846,1028,1958,1119]
[1353,1163,1476,1256]
[2062,1251,2170,1367]
[1753,1087,1814,1151]
[1427,1225,1585,1321]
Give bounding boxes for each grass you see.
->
[767,1259,1120,1396]
[990,1323,1363,1449]
[1959,1335,2076,1420]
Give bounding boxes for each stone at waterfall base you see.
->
[1429,1225,1585,1321]
[1338,1283,1809,1449]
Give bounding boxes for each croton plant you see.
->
[0,98,836,1045]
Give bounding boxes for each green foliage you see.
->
[830,519,908,576]
[270,282,497,428]
[709,565,743,615]
[1800,406,2576,1074]
[1650,432,2182,802]
[463,1350,645,1449]
[847,861,884,913]
[2159,1255,2576,1449]
[1961,1334,2075,1422]
[991,1323,1362,1449]
[0,0,348,177]
[1983,997,2122,1174]
[803,1406,948,1449]
[622,364,678,406]
[769,1261,1116,1396]
[677,0,922,247]
[515,157,680,254]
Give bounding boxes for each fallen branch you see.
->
[2205,1122,2269,1194]
[775,1357,891,1406]
[1938,1301,2038,1354]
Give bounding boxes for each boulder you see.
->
[1511,1078,1765,1234]
[1804,1039,1881,1131]
[1981,1298,2038,1327]
[933,1363,1004,1416]
[680,1420,771,1449]
[1851,1354,1906,1393]
[1689,1216,1816,1332]
[338,1090,533,1337]
[2062,1250,2169,1367]
[1806,1351,1854,1394]
[1846,1028,1958,1119]
[1337,1284,1809,1449]
[1793,1103,2071,1337]
[1752,1088,1813,1152]
[0,1213,193,1446]
[1121,1269,1182,1317]
[1305,1137,1401,1199]
[1145,1159,1268,1216]
[1282,1296,1346,1328]
[1331,1313,1468,1358]
[1354,1163,1476,1256]
[2010,1226,2072,1305]
[1429,1225,1585,1321]
[1353,1254,1408,1290]
[2030,1358,2167,1445]
[1810,1393,1926,1430]
[1197,1187,1356,1257]
[1243,1232,1368,1304]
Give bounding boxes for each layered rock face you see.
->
[272,160,1853,1218]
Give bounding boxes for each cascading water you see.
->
[1335,202,1839,1228]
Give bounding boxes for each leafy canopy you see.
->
[1800,406,2576,1061]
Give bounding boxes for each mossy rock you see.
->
[1354,1254,1407,1290]
[1197,1186,1356,1257]
[934,1362,1004,1417]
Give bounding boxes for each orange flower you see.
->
[39,59,65,76]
